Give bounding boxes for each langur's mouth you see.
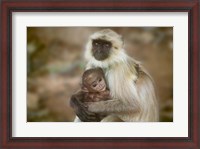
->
[94,53,108,61]
[93,50,110,61]
[99,85,106,91]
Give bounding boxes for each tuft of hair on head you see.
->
[82,67,103,85]
[90,29,123,50]
[84,29,125,66]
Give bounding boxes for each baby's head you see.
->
[82,68,107,92]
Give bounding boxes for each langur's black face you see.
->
[92,39,112,61]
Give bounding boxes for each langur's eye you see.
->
[94,42,99,46]
[92,84,97,87]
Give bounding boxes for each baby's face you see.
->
[87,76,106,92]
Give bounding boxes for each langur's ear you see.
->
[81,85,89,92]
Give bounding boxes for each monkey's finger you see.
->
[81,109,97,119]
[73,102,97,121]
[77,108,93,119]
[77,114,94,122]
[83,113,100,121]
[81,106,96,117]
[84,102,93,108]
[85,110,96,117]
[78,110,98,121]
[81,116,99,122]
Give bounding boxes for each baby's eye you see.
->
[92,84,97,87]
[99,78,102,81]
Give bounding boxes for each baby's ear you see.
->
[81,85,89,92]
[96,67,103,73]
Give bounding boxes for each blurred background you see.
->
[27,27,173,122]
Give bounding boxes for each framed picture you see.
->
[0,0,199,149]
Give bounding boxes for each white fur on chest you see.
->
[105,65,138,100]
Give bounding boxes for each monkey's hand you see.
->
[70,95,101,122]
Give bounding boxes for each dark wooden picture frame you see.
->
[0,0,199,148]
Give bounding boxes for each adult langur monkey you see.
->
[71,29,159,122]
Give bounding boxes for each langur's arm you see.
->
[92,92,110,102]
[87,98,140,114]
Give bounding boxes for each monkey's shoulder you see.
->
[134,63,154,83]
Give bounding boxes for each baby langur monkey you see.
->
[81,67,110,102]
[70,67,122,122]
